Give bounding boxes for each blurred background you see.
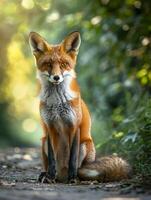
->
[0,0,151,176]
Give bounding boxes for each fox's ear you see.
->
[63,31,81,54]
[29,32,48,54]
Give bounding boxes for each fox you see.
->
[29,31,131,183]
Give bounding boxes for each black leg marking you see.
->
[38,172,47,183]
[47,134,56,180]
[68,134,78,183]
[38,134,56,183]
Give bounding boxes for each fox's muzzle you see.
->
[48,74,64,84]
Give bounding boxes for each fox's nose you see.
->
[53,75,60,81]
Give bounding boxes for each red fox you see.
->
[29,31,131,183]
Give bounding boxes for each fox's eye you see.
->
[61,63,65,68]
[61,63,67,68]
[47,63,52,67]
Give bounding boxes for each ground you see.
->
[0,148,150,200]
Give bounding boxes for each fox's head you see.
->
[29,31,81,85]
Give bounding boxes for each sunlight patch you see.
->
[22,118,37,133]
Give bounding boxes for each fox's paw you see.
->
[68,178,77,184]
[38,172,56,184]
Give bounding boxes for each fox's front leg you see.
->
[38,122,56,183]
[68,130,80,183]
[39,136,56,183]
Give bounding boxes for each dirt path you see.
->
[0,148,150,200]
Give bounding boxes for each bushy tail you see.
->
[78,155,132,182]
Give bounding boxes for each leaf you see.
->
[122,132,138,143]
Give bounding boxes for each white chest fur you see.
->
[38,70,78,131]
